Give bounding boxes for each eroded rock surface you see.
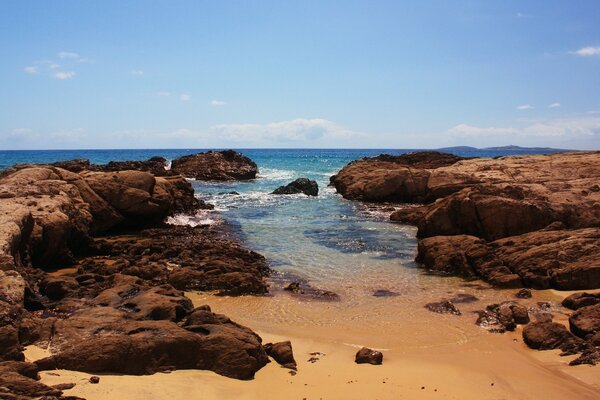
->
[333,151,600,290]
[0,162,272,388]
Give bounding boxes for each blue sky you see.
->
[1,1,599,149]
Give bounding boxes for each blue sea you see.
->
[0,147,566,345]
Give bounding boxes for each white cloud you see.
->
[157,91,171,97]
[48,63,60,69]
[180,93,191,101]
[517,104,533,110]
[210,100,226,106]
[131,69,144,76]
[53,71,75,80]
[572,46,600,57]
[58,51,79,59]
[24,66,39,74]
[548,102,561,108]
[210,118,363,143]
[448,116,600,141]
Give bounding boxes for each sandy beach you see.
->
[30,288,600,400]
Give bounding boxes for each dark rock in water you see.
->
[171,150,258,181]
[264,341,297,370]
[372,289,399,297]
[355,347,383,365]
[272,178,318,196]
[562,292,600,310]
[449,293,479,304]
[283,282,340,301]
[425,300,461,315]
[569,303,600,338]
[89,376,100,384]
[477,302,529,332]
[218,191,240,195]
[515,289,532,299]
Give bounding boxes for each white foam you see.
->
[165,159,172,170]
[257,168,295,181]
[166,211,218,227]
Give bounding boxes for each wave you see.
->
[199,190,311,211]
[257,168,295,181]
[165,211,218,227]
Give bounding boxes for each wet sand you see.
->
[31,288,600,400]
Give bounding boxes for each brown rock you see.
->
[171,150,258,181]
[425,300,461,315]
[264,341,297,370]
[355,347,383,365]
[569,303,600,338]
[562,292,600,310]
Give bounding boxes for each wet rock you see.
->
[89,376,100,384]
[515,289,532,299]
[272,178,318,196]
[562,292,600,310]
[283,282,340,301]
[476,302,529,332]
[52,382,76,390]
[425,300,461,315]
[372,289,399,297]
[264,341,297,370]
[355,347,383,365]
[171,150,258,181]
[449,294,479,304]
[569,303,600,338]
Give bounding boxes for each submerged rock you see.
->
[355,347,383,365]
[425,300,461,315]
[372,289,399,297]
[272,178,318,196]
[283,281,340,301]
[171,150,258,181]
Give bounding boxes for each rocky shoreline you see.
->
[331,150,600,365]
[0,152,274,399]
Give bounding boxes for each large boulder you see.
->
[569,304,600,338]
[171,150,258,181]
[272,178,318,196]
[35,304,269,380]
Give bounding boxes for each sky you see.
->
[0,0,599,150]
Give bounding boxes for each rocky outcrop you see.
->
[272,178,318,196]
[333,151,600,291]
[0,162,273,385]
[171,150,258,181]
[264,341,297,370]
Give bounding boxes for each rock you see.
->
[89,376,100,384]
[523,321,578,350]
[515,289,532,299]
[479,302,529,332]
[334,151,600,291]
[355,347,383,365]
[272,178,318,196]
[372,289,399,297]
[0,361,64,398]
[39,276,79,301]
[424,300,461,315]
[34,305,269,380]
[52,382,76,390]
[171,150,258,181]
[283,281,340,301]
[569,303,600,338]
[562,292,600,310]
[264,341,297,370]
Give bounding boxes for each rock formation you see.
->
[171,150,258,181]
[272,178,318,196]
[0,162,272,395]
[332,151,600,290]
